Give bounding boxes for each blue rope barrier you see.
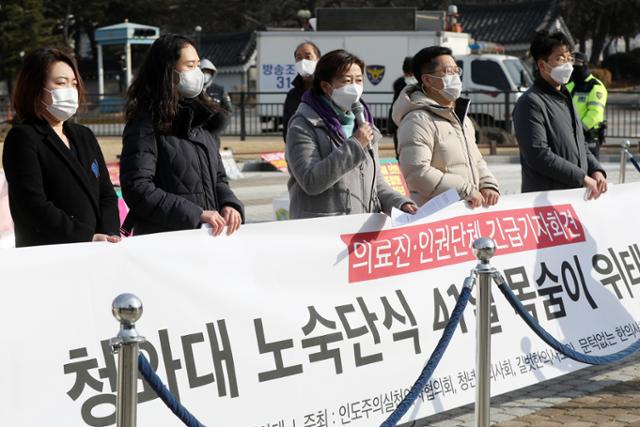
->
[380,285,472,427]
[138,353,207,427]
[497,280,640,365]
[629,154,640,174]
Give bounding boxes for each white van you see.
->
[456,54,534,130]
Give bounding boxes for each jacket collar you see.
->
[173,99,225,137]
[28,118,100,213]
[534,76,572,100]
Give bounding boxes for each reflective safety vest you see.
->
[566,74,607,131]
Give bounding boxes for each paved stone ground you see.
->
[401,352,640,426]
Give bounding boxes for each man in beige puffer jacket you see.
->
[393,46,499,207]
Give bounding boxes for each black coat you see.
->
[282,75,307,143]
[120,100,244,235]
[205,82,233,113]
[2,119,119,247]
[514,77,605,193]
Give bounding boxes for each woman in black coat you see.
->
[2,48,120,247]
[120,34,243,236]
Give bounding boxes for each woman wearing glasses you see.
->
[392,46,500,208]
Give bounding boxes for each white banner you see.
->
[2,184,640,427]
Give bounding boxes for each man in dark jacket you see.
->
[282,42,321,142]
[514,31,607,198]
[387,56,415,159]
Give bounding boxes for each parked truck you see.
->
[255,16,533,134]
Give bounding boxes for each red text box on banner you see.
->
[341,204,585,283]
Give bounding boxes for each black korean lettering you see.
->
[433,287,450,331]
[301,306,344,374]
[503,267,539,322]
[536,262,566,320]
[181,332,215,388]
[608,248,634,298]
[593,250,632,299]
[561,255,597,309]
[158,329,182,400]
[381,290,421,353]
[80,393,116,427]
[206,320,239,398]
[254,318,303,382]
[336,300,383,367]
[63,347,104,400]
[97,340,117,392]
[631,244,640,284]
[619,245,640,286]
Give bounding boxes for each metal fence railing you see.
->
[1,91,639,142]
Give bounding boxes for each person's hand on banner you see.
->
[465,190,485,208]
[480,188,499,207]
[221,206,242,235]
[92,234,121,243]
[592,171,608,196]
[583,175,601,200]
[200,210,226,236]
[400,202,417,214]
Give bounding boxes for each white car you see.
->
[456,54,534,131]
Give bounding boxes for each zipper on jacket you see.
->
[454,115,478,187]
[360,162,367,213]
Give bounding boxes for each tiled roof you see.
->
[459,0,572,46]
[199,31,256,68]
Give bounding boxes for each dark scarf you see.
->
[301,90,374,141]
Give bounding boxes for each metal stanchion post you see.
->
[111,294,145,427]
[472,237,497,427]
[619,139,630,184]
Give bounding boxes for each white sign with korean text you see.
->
[1,184,640,427]
[260,62,297,92]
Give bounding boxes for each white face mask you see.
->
[43,87,78,122]
[295,59,317,78]
[176,67,204,98]
[429,73,463,101]
[404,76,418,86]
[547,62,574,85]
[330,83,363,111]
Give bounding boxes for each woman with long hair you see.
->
[120,34,244,236]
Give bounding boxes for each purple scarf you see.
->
[300,90,374,141]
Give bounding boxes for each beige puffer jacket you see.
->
[392,85,499,206]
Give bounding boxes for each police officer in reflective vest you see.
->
[566,52,608,159]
